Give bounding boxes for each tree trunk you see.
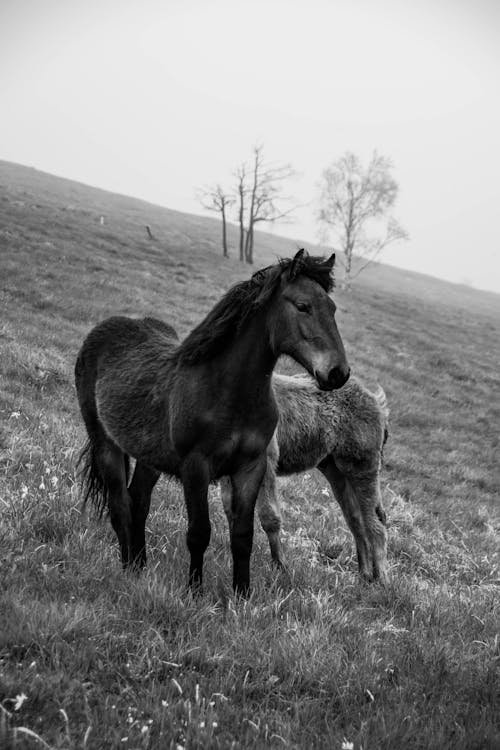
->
[221,209,228,257]
[239,226,245,262]
[343,242,353,290]
[245,224,254,264]
[238,189,245,262]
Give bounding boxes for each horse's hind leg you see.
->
[318,456,388,582]
[97,441,134,568]
[128,461,161,570]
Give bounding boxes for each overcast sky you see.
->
[1,0,499,292]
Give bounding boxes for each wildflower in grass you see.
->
[13,693,28,711]
[341,741,354,750]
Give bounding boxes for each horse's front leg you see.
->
[230,454,267,597]
[181,453,211,592]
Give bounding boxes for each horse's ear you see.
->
[253,265,281,307]
[324,252,336,269]
[290,248,306,279]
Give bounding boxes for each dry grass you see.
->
[1,160,499,749]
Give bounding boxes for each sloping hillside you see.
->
[1,161,499,749]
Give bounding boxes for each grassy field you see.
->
[1,160,499,749]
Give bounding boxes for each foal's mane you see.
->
[175,252,334,365]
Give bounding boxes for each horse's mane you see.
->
[175,251,335,365]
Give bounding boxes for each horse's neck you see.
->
[220,313,277,401]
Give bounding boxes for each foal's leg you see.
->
[97,441,133,568]
[181,453,211,592]
[318,456,388,582]
[128,461,161,570]
[222,438,286,570]
[230,455,267,596]
[350,470,388,582]
[220,476,233,531]
[256,456,286,569]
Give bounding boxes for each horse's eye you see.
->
[295,302,311,313]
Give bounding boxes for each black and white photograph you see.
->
[1,1,499,748]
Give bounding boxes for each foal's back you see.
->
[272,373,387,474]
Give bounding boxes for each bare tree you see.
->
[317,151,408,287]
[235,164,247,262]
[242,144,297,264]
[199,146,298,265]
[197,184,234,257]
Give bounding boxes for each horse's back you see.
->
[142,317,179,342]
[77,316,178,364]
[75,316,180,468]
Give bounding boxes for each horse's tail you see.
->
[77,437,109,517]
[76,430,130,520]
[373,385,390,447]
[75,327,130,517]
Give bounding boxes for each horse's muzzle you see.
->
[315,364,350,391]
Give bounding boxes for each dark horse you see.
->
[75,249,350,595]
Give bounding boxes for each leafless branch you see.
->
[317,151,408,285]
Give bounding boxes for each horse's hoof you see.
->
[233,582,250,599]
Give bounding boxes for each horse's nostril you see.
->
[329,365,350,389]
[315,365,350,390]
[314,369,329,390]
